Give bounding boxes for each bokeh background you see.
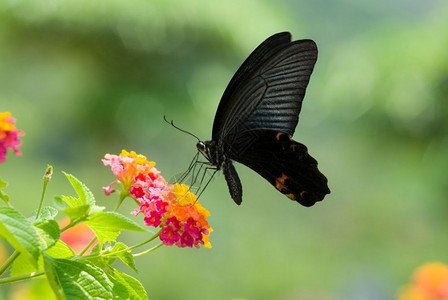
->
[1,0,448,299]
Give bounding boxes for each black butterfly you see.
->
[196,32,330,206]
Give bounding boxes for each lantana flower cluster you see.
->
[0,112,24,163]
[399,262,448,300]
[102,150,212,248]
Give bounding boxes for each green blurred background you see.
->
[1,0,448,299]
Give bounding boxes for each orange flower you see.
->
[399,262,448,300]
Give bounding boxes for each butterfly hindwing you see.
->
[230,130,330,207]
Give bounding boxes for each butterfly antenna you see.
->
[163,115,200,142]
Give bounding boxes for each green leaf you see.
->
[63,172,95,206]
[45,240,75,259]
[0,177,7,188]
[0,177,10,204]
[110,277,130,299]
[85,212,145,244]
[110,268,147,300]
[0,207,40,267]
[61,195,84,208]
[34,219,60,250]
[105,242,137,272]
[44,254,114,300]
[63,204,91,219]
[53,196,68,211]
[31,206,59,221]
[11,253,44,277]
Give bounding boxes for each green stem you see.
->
[60,217,84,232]
[35,184,47,219]
[36,165,53,219]
[77,229,162,260]
[0,251,20,277]
[114,189,131,211]
[133,242,164,257]
[0,271,45,285]
[78,237,98,256]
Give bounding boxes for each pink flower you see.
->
[102,150,165,194]
[0,112,24,163]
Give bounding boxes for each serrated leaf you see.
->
[85,212,145,244]
[0,207,40,267]
[0,177,7,188]
[63,204,91,219]
[111,277,130,299]
[44,254,114,300]
[0,177,9,203]
[53,196,68,211]
[34,219,60,250]
[63,172,95,206]
[89,205,105,215]
[30,206,59,221]
[11,253,44,277]
[109,242,137,272]
[45,240,75,259]
[0,190,10,203]
[61,195,84,208]
[110,268,147,300]
[97,242,136,272]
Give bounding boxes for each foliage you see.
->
[0,168,152,299]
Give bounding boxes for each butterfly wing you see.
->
[232,130,330,206]
[209,32,329,205]
[212,32,318,144]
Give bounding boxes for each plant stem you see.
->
[0,251,20,277]
[77,229,161,260]
[78,237,98,256]
[36,165,53,219]
[0,271,45,284]
[60,217,84,232]
[132,242,164,257]
[114,190,130,211]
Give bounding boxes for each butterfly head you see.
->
[196,140,212,161]
[197,140,221,168]
[196,141,206,153]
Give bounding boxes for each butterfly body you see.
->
[197,32,330,206]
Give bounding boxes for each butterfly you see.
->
[196,32,330,206]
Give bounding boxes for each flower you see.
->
[399,262,448,300]
[103,150,212,248]
[0,112,24,163]
[102,150,162,194]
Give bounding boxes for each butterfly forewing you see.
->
[212,32,292,140]
[215,42,318,154]
[239,40,317,135]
